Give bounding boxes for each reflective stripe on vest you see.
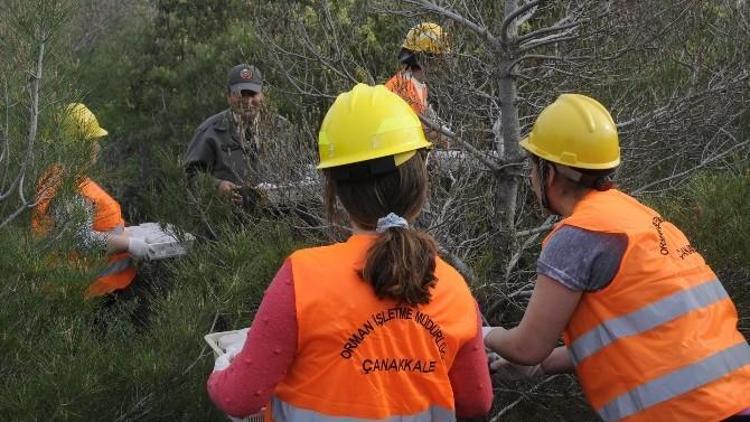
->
[599,342,750,421]
[569,279,729,365]
[271,397,455,422]
[97,256,133,277]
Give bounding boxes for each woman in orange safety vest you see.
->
[385,22,451,148]
[207,84,493,421]
[32,103,152,300]
[484,94,750,421]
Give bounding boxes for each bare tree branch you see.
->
[1,37,45,209]
[501,0,544,43]
[632,139,750,195]
[419,116,502,172]
[401,0,503,50]
[517,18,579,43]
[516,34,579,55]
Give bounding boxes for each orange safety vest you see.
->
[385,69,428,115]
[269,234,478,421]
[32,166,136,298]
[544,189,750,421]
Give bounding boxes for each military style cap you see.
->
[227,64,263,94]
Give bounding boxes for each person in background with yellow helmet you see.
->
[386,22,451,148]
[32,103,153,301]
[207,84,492,420]
[483,94,750,421]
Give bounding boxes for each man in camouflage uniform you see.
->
[184,64,266,207]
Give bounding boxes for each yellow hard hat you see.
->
[62,103,108,140]
[520,94,620,170]
[317,84,431,169]
[402,22,450,55]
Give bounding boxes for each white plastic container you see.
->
[204,329,265,422]
[125,222,195,260]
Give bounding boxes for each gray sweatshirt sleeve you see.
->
[537,226,628,292]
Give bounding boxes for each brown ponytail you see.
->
[324,152,438,305]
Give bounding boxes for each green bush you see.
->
[0,222,298,421]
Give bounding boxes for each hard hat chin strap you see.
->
[554,163,614,191]
[534,157,615,215]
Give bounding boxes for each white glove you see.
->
[127,237,153,260]
[490,356,544,381]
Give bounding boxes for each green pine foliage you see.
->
[1,0,748,420]
[0,221,297,421]
[74,0,257,222]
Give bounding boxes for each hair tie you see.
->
[376,213,409,233]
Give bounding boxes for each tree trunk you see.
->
[495,0,522,232]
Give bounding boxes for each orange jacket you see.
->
[269,234,478,420]
[32,166,136,298]
[546,189,750,421]
[385,69,428,115]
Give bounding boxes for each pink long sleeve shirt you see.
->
[207,259,493,418]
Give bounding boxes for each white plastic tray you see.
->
[126,222,195,260]
[204,329,247,358]
[254,179,318,206]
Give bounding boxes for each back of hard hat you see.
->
[402,22,450,55]
[317,84,431,170]
[519,94,620,170]
[62,103,108,141]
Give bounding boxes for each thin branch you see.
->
[438,244,475,283]
[489,375,563,421]
[507,54,564,72]
[514,4,540,28]
[0,197,41,230]
[419,116,502,172]
[518,25,579,49]
[514,221,555,237]
[501,0,544,43]
[516,35,579,55]
[517,19,579,43]
[405,0,503,50]
[504,224,543,283]
[632,139,750,195]
[1,79,9,174]
[0,40,45,204]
